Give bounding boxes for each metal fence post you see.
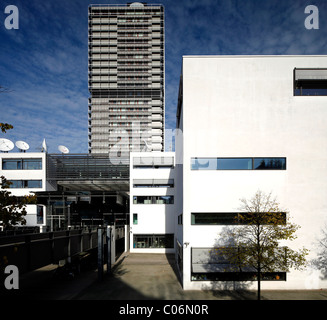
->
[106,226,111,274]
[97,228,103,280]
[67,229,71,264]
[25,235,31,272]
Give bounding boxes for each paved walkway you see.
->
[2,252,327,300]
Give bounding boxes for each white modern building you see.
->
[174,55,327,290]
[129,151,176,253]
[0,152,53,229]
[88,3,165,154]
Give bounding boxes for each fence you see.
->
[0,226,128,276]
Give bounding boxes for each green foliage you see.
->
[217,190,309,299]
[0,123,13,133]
[0,176,38,229]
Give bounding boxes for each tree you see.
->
[311,224,327,279]
[0,118,36,229]
[0,176,36,230]
[0,123,13,133]
[217,190,308,300]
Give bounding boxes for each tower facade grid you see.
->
[88,3,165,154]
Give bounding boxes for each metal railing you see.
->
[0,226,127,277]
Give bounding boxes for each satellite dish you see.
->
[58,145,69,154]
[15,140,30,152]
[0,138,14,152]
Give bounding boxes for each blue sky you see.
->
[0,0,326,153]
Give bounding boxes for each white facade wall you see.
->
[0,152,51,228]
[129,152,176,253]
[177,55,327,290]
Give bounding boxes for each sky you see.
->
[0,0,326,153]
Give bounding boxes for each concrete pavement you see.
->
[2,252,327,300]
[74,252,327,300]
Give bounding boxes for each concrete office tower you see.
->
[88,3,165,154]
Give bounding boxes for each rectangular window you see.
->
[2,159,42,170]
[133,213,138,225]
[294,68,327,96]
[133,179,174,188]
[2,160,22,170]
[22,159,42,170]
[191,212,286,225]
[133,195,174,204]
[191,247,286,282]
[218,158,252,170]
[191,157,286,170]
[8,180,42,189]
[133,156,174,169]
[37,206,44,224]
[253,158,286,170]
[133,234,174,248]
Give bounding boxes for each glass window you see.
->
[133,196,174,204]
[217,158,252,170]
[2,160,21,170]
[133,213,138,225]
[191,157,286,170]
[133,196,152,204]
[133,234,174,248]
[8,180,42,188]
[191,213,237,225]
[253,158,286,170]
[26,180,42,188]
[2,158,42,170]
[191,158,217,170]
[294,69,327,96]
[191,212,286,225]
[23,159,42,170]
[155,196,174,204]
[37,206,44,224]
[8,180,23,188]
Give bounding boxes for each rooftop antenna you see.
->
[0,138,14,152]
[41,138,47,153]
[15,140,30,152]
[58,145,69,154]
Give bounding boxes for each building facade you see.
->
[129,152,176,253]
[0,152,51,229]
[88,3,165,154]
[175,55,327,290]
